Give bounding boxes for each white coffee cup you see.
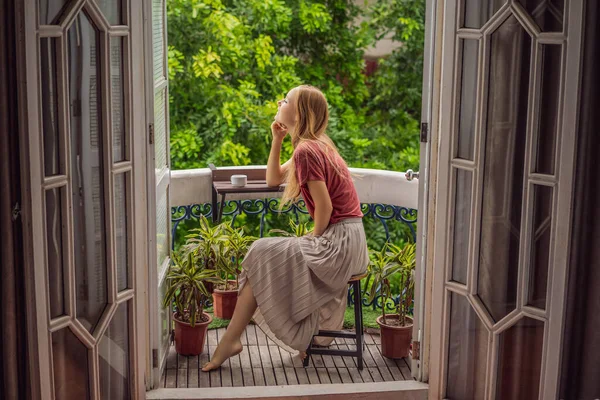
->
[230,174,247,187]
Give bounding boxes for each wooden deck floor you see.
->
[162,324,412,388]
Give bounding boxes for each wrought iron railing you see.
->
[171,199,417,311]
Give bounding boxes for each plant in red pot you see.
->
[185,215,228,295]
[162,248,220,356]
[212,223,256,319]
[367,242,417,359]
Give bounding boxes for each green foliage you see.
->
[183,216,257,291]
[220,222,257,289]
[344,305,381,330]
[269,218,314,237]
[162,249,221,327]
[366,242,416,326]
[184,215,228,271]
[167,0,425,173]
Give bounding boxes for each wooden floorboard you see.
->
[161,326,412,388]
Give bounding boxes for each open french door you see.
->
[428,1,584,399]
[19,0,148,398]
[145,0,172,389]
[411,0,440,382]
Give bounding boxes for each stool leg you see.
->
[303,343,311,368]
[353,280,364,370]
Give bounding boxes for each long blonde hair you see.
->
[280,85,348,208]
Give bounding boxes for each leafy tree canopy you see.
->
[168,0,424,172]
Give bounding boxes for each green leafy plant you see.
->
[367,242,417,326]
[219,222,257,290]
[162,249,221,326]
[184,215,228,270]
[183,216,257,291]
[269,218,314,237]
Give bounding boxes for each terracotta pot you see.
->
[173,312,212,356]
[377,315,413,359]
[212,280,238,320]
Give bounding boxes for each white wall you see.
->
[170,167,419,210]
[354,0,402,59]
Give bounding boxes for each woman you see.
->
[202,85,369,372]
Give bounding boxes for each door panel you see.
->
[429,1,583,399]
[22,0,145,397]
[147,0,172,388]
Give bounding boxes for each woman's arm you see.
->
[266,122,292,186]
[306,180,333,236]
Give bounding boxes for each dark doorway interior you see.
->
[0,0,28,398]
[560,1,600,399]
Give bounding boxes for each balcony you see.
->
[156,166,422,395]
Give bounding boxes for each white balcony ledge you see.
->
[170,167,419,210]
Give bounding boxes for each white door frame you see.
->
[428,1,585,399]
[413,0,447,383]
[144,0,172,389]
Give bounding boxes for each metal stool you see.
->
[303,272,368,370]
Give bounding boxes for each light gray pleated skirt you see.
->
[238,218,369,354]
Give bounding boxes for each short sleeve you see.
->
[294,144,326,186]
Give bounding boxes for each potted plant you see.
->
[211,223,256,319]
[162,248,220,356]
[367,242,417,359]
[184,215,228,294]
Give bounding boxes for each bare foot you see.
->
[299,351,307,361]
[201,339,243,372]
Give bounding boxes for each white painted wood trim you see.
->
[413,0,439,379]
[147,381,429,400]
[18,0,52,396]
[145,0,172,389]
[130,0,149,395]
[421,0,447,384]
[428,0,458,397]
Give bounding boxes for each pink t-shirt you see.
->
[293,141,363,224]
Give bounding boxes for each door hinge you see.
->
[152,348,158,368]
[12,202,21,221]
[412,340,420,360]
[420,122,428,143]
[149,123,154,144]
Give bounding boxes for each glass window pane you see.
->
[41,37,62,177]
[39,0,69,25]
[111,38,127,162]
[52,328,90,400]
[156,191,169,271]
[68,13,108,333]
[95,0,124,25]
[152,0,165,81]
[446,293,488,400]
[463,0,506,29]
[527,185,553,309]
[46,188,66,318]
[158,278,171,349]
[451,169,472,284]
[115,173,129,291]
[496,318,544,400]
[517,0,564,32]
[478,16,531,322]
[534,45,562,175]
[100,302,131,400]
[456,40,478,161]
[154,88,167,171]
